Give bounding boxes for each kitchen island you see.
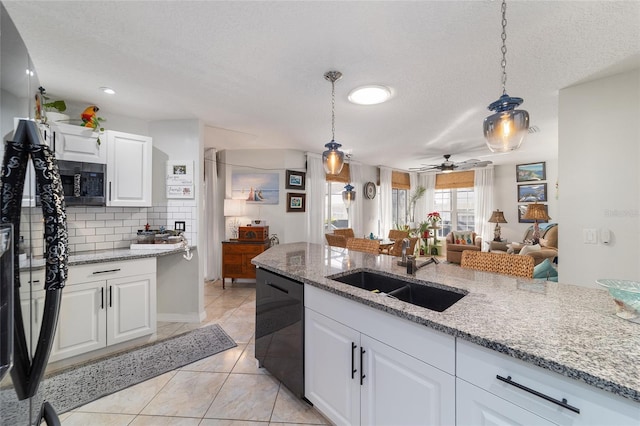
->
[253,242,639,425]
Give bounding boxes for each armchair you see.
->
[445,231,482,264]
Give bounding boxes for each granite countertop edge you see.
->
[253,242,640,404]
[20,246,195,270]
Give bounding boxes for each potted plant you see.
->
[38,87,68,122]
[407,185,426,226]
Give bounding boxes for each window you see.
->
[434,187,475,238]
[325,181,349,232]
[392,188,408,228]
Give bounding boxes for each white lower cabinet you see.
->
[304,285,455,426]
[49,258,157,362]
[456,378,555,426]
[456,339,640,426]
[19,269,46,354]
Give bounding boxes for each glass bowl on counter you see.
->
[596,279,640,323]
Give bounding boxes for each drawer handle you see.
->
[351,342,357,379]
[267,282,288,294]
[360,347,366,385]
[496,375,580,414]
[92,268,121,275]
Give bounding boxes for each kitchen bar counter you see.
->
[252,242,640,403]
[20,245,192,270]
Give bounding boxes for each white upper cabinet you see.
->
[47,122,106,164]
[106,130,152,207]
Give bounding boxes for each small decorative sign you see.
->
[166,161,194,198]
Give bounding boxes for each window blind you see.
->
[434,170,475,189]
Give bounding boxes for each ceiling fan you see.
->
[410,154,492,173]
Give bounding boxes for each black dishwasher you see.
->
[255,268,304,398]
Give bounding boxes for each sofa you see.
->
[445,231,482,264]
[490,224,558,266]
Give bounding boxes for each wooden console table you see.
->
[221,240,270,289]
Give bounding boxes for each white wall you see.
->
[493,159,559,244]
[222,149,307,243]
[558,69,640,287]
[149,119,204,321]
[360,164,381,237]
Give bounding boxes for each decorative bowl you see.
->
[596,279,640,323]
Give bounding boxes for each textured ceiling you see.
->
[4,1,640,169]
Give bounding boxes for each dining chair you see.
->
[346,238,380,254]
[334,228,355,238]
[325,233,347,248]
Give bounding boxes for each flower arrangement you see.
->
[427,211,441,222]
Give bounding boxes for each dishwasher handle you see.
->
[267,282,289,294]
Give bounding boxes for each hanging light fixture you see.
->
[322,70,345,175]
[483,0,530,152]
[342,183,356,209]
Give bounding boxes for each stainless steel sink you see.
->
[331,270,466,312]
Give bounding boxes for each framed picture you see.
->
[516,162,546,182]
[166,160,194,199]
[231,172,279,204]
[517,183,547,202]
[287,192,306,212]
[518,204,549,223]
[285,170,306,190]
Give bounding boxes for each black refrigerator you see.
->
[0,5,69,424]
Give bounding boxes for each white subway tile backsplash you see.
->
[21,202,199,255]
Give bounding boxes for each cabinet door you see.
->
[106,273,156,345]
[50,122,105,163]
[50,281,107,362]
[305,308,360,426]
[106,130,152,207]
[360,334,455,426]
[19,270,46,354]
[457,378,556,426]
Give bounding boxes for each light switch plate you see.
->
[583,228,597,244]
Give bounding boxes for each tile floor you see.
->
[60,280,330,426]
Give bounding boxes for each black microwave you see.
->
[56,160,107,206]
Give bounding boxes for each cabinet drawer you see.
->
[456,339,640,425]
[223,244,266,255]
[67,258,156,285]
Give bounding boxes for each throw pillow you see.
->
[533,258,558,281]
[452,232,473,245]
[519,244,541,256]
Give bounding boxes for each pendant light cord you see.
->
[500,0,508,95]
[331,78,336,141]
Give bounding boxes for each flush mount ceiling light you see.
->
[100,87,116,95]
[348,85,392,105]
[322,70,345,175]
[483,0,530,153]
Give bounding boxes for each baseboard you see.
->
[157,312,202,322]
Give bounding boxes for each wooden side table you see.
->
[221,240,270,289]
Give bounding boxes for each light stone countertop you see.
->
[252,242,640,403]
[19,246,194,270]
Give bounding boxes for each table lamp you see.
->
[488,209,507,241]
[224,199,244,239]
[522,203,550,244]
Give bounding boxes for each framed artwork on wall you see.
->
[518,204,549,223]
[287,193,306,212]
[285,170,306,190]
[517,183,547,202]
[231,172,279,204]
[516,162,546,182]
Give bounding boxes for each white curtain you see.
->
[417,172,435,225]
[474,166,494,251]
[409,172,418,225]
[204,148,221,280]
[349,162,364,237]
[379,167,393,238]
[306,153,326,244]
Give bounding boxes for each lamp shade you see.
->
[223,199,244,217]
[522,203,550,221]
[323,141,344,175]
[488,209,507,224]
[483,108,530,152]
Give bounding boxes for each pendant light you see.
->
[483,0,529,152]
[322,71,345,175]
[342,183,356,209]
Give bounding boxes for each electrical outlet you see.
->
[583,228,597,244]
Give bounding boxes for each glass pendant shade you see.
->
[484,108,530,152]
[323,141,344,174]
[342,183,356,209]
